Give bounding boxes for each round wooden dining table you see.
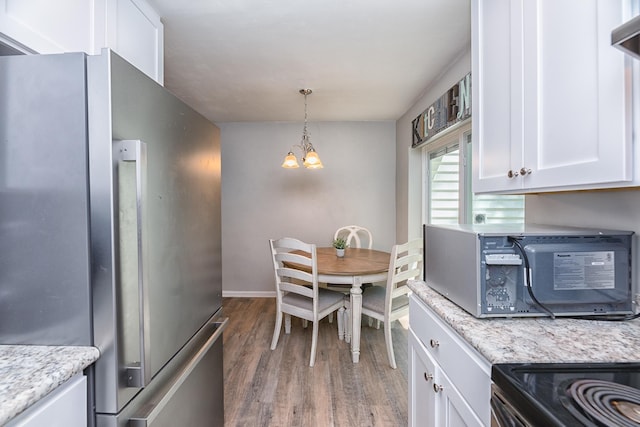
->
[315,247,390,363]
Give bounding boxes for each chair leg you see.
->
[376,320,381,329]
[271,311,283,350]
[302,319,308,328]
[337,307,345,340]
[285,314,292,334]
[384,319,397,369]
[310,321,318,367]
[344,299,351,344]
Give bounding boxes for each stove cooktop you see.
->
[492,363,640,426]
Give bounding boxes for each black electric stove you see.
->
[492,363,640,426]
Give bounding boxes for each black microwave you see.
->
[424,224,634,318]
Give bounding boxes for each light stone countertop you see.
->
[0,345,100,425]
[408,280,640,364]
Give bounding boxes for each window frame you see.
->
[422,120,524,226]
[422,121,471,225]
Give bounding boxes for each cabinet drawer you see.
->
[409,295,490,421]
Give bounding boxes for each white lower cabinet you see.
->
[409,295,491,427]
[6,374,87,427]
[409,330,437,425]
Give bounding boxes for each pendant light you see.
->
[281,89,323,169]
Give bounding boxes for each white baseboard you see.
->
[222,290,276,298]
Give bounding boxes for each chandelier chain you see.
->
[302,91,309,145]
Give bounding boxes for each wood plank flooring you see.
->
[223,297,409,427]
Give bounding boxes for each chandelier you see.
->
[281,89,323,169]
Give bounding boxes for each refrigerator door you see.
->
[0,52,93,346]
[87,50,223,414]
[95,314,227,427]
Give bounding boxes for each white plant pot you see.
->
[336,248,345,257]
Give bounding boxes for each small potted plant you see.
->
[332,237,348,257]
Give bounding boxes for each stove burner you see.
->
[560,379,640,427]
[613,401,640,423]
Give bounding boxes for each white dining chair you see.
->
[328,225,375,326]
[334,225,373,249]
[328,225,374,293]
[360,238,423,369]
[269,237,346,367]
[331,225,378,327]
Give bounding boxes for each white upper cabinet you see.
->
[0,0,163,84]
[0,0,95,53]
[99,0,164,84]
[472,0,632,194]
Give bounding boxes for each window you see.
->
[429,144,460,224]
[425,123,524,225]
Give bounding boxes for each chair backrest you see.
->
[334,225,373,249]
[385,238,423,310]
[269,237,319,308]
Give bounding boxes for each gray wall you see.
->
[220,121,396,296]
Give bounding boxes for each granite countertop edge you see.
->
[408,280,640,365]
[0,345,100,425]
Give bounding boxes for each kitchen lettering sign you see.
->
[412,73,471,148]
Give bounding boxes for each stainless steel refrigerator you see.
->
[0,49,225,426]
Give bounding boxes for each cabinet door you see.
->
[0,0,164,84]
[0,0,94,53]
[101,0,164,84]
[472,0,525,193]
[473,0,629,194]
[522,0,629,190]
[408,330,437,427]
[409,329,485,427]
[436,371,485,427]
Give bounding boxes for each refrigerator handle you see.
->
[116,139,152,388]
[128,318,229,427]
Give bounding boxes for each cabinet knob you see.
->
[429,339,439,348]
[520,167,532,176]
[423,372,433,382]
[507,169,519,178]
[433,383,443,393]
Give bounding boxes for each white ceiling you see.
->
[146,0,471,123]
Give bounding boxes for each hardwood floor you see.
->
[222,297,409,427]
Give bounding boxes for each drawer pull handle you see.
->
[429,339,439,348]
[423,372,433,382]
[433,383,443,393]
